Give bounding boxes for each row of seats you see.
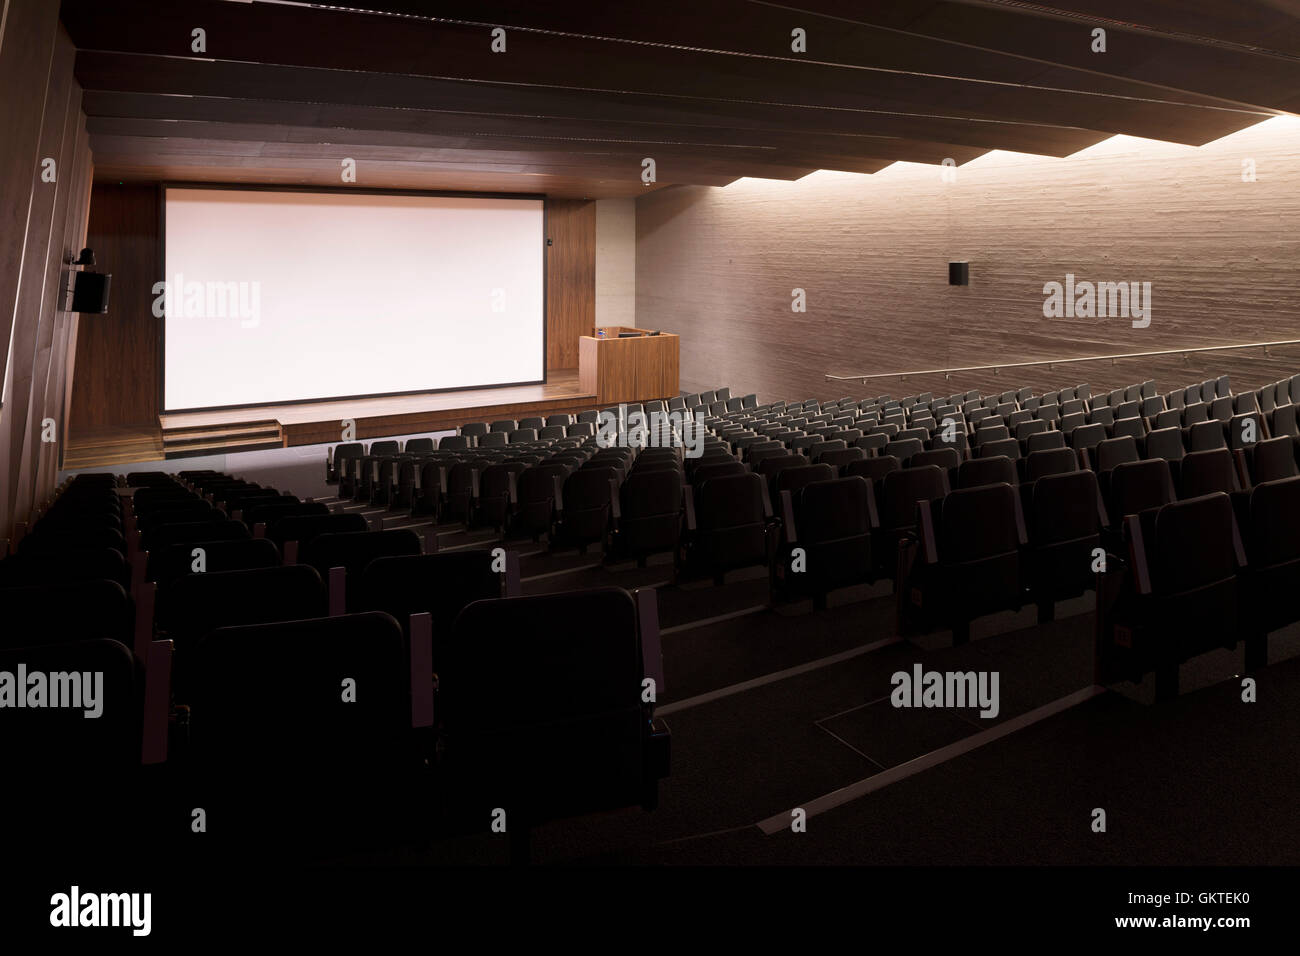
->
[0,470,670,857]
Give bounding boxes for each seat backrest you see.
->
[911,447,960,471]
[564,466,619,506]
[1143,426,1185,461]
[144,519,249,553]
[697,473,765,529]
[977,438,1021,461]
[158,565,326,650]
[1094,436,1139,473]
[1227,412,1265,451]
[621,469,683,518]
[190,612,408,772]
[957,455,1017,489]
[1015,419,1048,440]
[1187,419,1226,452]
[440,588,646,820]
[0,639,138,770]
[0,579,133,649]
[812,447,863,469]
[845,455,901,483]
[1252,435,1299,483]
[883,437,924,463]
[776,463,835,495]
[1031,470,1101,544]
[1179,448,1238,498]
[1026,430,1066,453]
[1088,406,1115,427]
[1149,493,1237,595]
[939,483,1021,563]
[1069,423,1107,451]
[1023,447,1078,483]
[359,551,503,648]
[797,477,874,541]
[1247,475,1300,566]
[881,464,948,529]
[153,537,281,588]
[302,530,422,586]
[1108,459,1174,520]
[270,511,369,548]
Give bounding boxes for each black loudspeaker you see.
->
[71,271,112,313]
[948,261,969,286]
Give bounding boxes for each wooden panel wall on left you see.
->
[0,8,94,540]
[67,183,160,429]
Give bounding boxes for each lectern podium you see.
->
[578,327,680,406]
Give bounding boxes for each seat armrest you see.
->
[683,485,697,532]
[141,640,173,765]
[409,612,434,729]
[504,549,521,597]
[133,580,156,660]
[609,478,622,527]
[1124,515,1152,595]
[917,500,939,564]
[636,587,665,700]
[328,566,347,616]
[780,489,797,544]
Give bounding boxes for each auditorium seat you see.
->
[184,611,423,851]
[1248,435,1299,484]
[775,476,876,608]
[556,467,619,552]
[0,579,134,650]
[515,463,570,541]
[1177,448,1241,499]
[152,537,281,589]
[957,455,1017,490]
[900,482,1025,644]
[1239,476,1300,668]
[0,546,129,590]
[1023,447,1078,485]
[269,512,369,554]
[437,587,669,829]
[683,472,771,583]
[1025,430,1066,453]
[301,529,423,612]
[1026,470,1104,620]
[1099,493,1243,699]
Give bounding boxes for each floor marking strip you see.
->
[659,604,768,636]
[755,685,1106,835]
[519,561,603,582]
[656,636,902,716]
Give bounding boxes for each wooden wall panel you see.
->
[545,198,595,370]
[636,118,1300,404]
[0,10,94,539]
[68,182,160,428]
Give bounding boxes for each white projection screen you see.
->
[162,187,545,410]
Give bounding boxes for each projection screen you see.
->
[162,187,545,411]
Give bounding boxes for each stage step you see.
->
[161,419,284,459]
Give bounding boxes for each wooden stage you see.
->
[64,370,597,468]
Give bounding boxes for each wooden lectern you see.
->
[578,327,680,406]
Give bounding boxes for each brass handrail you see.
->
[825,339,1300,384]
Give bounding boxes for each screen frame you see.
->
[157,182,549,414]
